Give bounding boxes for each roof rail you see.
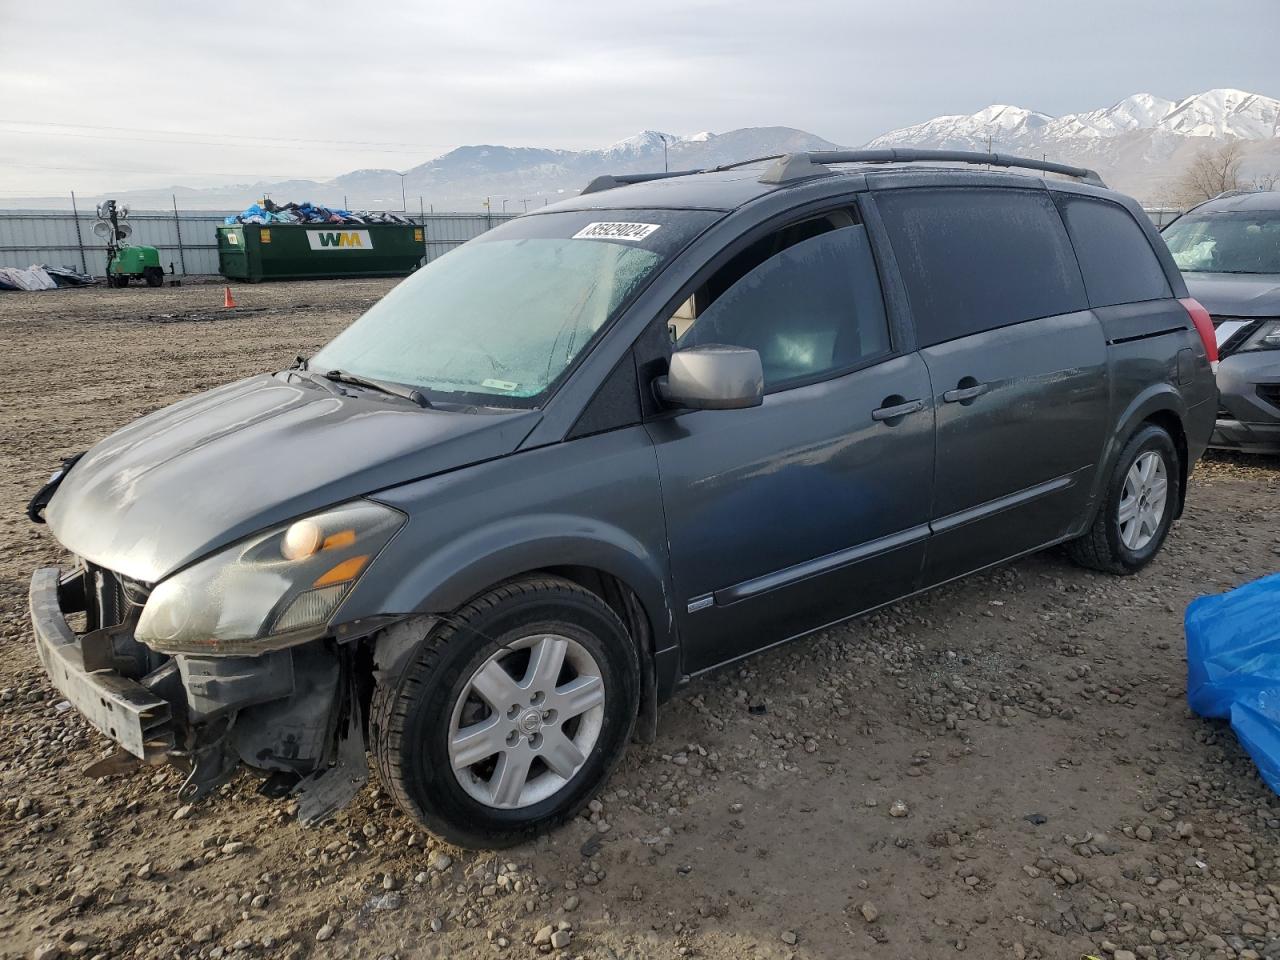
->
[581,169,702,195]
[1210,188,1260,201]
[581,157,788,196]
[759,149,1106,187]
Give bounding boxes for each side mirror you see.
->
[654,344,764,410]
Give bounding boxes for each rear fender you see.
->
[1080,383,1189,532]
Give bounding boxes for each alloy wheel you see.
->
[1118,450,1168,551]
[447,634,606,809]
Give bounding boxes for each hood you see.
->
[46,373,540,582]
[1184,273,1280,318]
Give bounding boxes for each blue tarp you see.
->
[1186,572,1280,793]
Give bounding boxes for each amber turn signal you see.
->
[313,555,369,587]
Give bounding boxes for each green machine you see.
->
[95,200,165,288]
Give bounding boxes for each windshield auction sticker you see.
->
[572,222,662,242]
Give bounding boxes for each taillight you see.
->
[1180,297,1219,372]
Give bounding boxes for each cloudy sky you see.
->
[1,0,1277,197]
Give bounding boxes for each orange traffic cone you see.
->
[223,286,236,309]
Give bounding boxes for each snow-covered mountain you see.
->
[1158,89,1280,138]
[867,105,1053,150]
[866,88,1280,202]
[870,89,1280,150]
[324,126,841,210]
[51,87,1277,213]
[305,88,1280,209]
[1038,93,1176,139]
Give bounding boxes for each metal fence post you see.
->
[172,195,187,275]
[418,197,429,263]
[69,191,88,274]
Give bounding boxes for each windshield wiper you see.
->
[323,369,433,408]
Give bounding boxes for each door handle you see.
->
[942,382,989,404]
[871,398,924,422]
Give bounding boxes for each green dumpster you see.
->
[217,223,425,282]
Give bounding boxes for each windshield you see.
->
[1163,210,1280,274]
[311,209,718,406]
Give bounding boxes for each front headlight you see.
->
[136,501,404,655]
[1239,320,1280,353]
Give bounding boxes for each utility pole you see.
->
[658,134,669,172]
[397,172,407,212]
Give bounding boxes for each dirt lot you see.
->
[3,280,1280,960]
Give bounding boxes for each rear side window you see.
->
[1057,196,1172,307]
[877,188,1087,347]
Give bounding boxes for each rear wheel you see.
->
[1067,424,1179,575]
[370,576,639,848]
[143,267,164,287]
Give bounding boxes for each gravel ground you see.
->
[3,280,1280,960]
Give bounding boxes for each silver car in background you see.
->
[1164,190,1280,453]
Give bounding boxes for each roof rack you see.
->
[581,170,702,195]
[760,149,1106,187]
[578,148,1106,197]
[1210,188,1260,201]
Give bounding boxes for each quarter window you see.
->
[877,188,1087,347]
[1057,196,1172,307]
[676,215,891,389]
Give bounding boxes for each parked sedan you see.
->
[1163,190,1280,453]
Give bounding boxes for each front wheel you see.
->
[1067,423,1180,575]
[370,576,639,848]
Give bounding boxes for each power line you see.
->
[0,157,334,181]
[0,124,440,157]
[1,118,454,152]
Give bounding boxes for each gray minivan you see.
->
[29,150,1218,847]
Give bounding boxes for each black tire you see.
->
[143,267,164,288]
[1067,424,1180,575]
[370,575,639,848]
[115,274,130,287]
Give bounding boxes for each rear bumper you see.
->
[29,567,173,759]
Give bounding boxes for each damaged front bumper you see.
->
[29,564,369,823]
[31,566,174,760]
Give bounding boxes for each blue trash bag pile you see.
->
[224,198,413,226]
[1187,571,1280,793]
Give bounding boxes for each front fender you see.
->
[332,427,677,653]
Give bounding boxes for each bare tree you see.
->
[1176,140,1246,204]
[1253,171,1279,191]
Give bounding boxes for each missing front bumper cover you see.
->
[30,567,173,760]
[30,565,367,820]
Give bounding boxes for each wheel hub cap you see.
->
[516,708,543,737]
